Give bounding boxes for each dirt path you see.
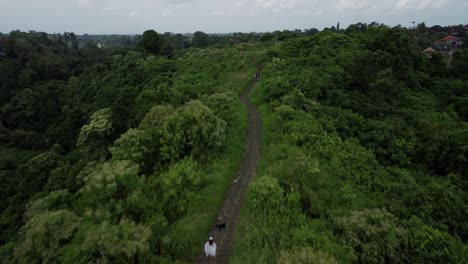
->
[196,80,261,264]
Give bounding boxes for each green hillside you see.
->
[1,24,467,263]
[232,25,468,263]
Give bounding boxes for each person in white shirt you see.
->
[204,236,217,263]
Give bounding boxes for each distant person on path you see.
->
[204,236,217,264]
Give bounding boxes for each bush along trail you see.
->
[197,77,262,264]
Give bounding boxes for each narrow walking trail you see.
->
[196,80,261,264]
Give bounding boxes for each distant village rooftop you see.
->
[440,35,460,42]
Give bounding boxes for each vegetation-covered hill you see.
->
[0,23,467,263]
[0,29,264,262]
[232,24,468,263]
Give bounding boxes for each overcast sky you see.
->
[0,0,467,34]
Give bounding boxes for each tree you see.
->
[139,105,174,130]
[159,36,174,57]
[304,28,319,36]
[141,30,161,54]
[192,31,209,48]
[336,208,408,263]
[132,79,176,125]
[18,151,63,196]
[406,217,465,263]
[66,219,152,263]
[201,92,236,124]
[77,108,113,149]
[14,209,81,263]
[159,100,226,161]
[281,88,310,111]
[158,158,201,221]
[78,160,141,216]
[451,49,468,79]
[110,128,155,174]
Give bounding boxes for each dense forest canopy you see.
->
[0,22,467,263]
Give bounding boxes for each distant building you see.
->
[440,35,462,45]
[421,47,436,58]
[436,35,463,50]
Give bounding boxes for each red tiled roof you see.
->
[440,35,460,41]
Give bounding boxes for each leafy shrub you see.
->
[159,100,226,161]
[336,208,408,264]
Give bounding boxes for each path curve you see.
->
[196,80,261,264]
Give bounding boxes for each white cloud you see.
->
[210,9,225,16]
[161,9,172,17]
[395,0,448,9]
[336,0,369,10]
[280,0,296,9]
[76,0,95,8]
[289,8,314,15]
[256,0,274,10]
[164,0,196,4]
[395,0,409,9]
[101,5,119,12]
[234,0,249,7]
[128,10,139,17]
[255,0,302,12]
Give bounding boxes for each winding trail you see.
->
[196,80,261,264]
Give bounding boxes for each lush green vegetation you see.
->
[1,23,467,263]
[0,29,263,262]
[232,24,468,263]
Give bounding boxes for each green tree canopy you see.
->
[141,30,161,54]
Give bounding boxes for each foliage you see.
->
[232,25,467,263]
[201,92,236,124]
[336,208,408,263]
[15,209,80,263]
[141,30,160,54]
[76,108,113,151]
[158,158,201,221]
[0,29,260,262]
[67,219,152,263]
[2,25,468,263]
[192,31,209,48]
[276,247,338,264]
[406,217,465,263]
[18,151,63,196]
[159,100,227,161]
[110,128,154,173]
